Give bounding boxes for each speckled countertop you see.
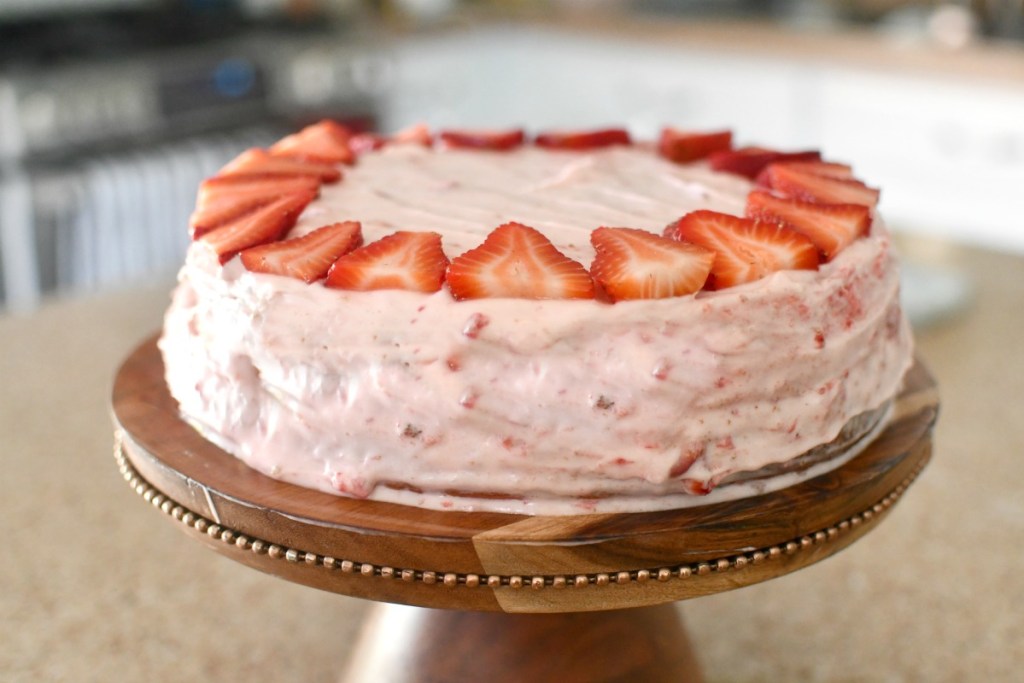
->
[1,233,1021,682]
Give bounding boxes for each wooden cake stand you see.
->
[112,337,938,682]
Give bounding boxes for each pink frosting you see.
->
[159,143,913,514]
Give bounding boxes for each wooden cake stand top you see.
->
[113,336,937,614]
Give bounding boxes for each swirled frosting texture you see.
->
[160,144,913,514]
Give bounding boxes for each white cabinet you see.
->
[381,26,1024,253]
[818,70,1024,251]
[382,27,810,144]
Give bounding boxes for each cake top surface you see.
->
[291,144,749,265]
[189,124,882,300]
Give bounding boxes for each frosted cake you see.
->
[159,122,913,514]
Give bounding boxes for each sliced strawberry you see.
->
[759,163,880,207]
[391,123,433,146]
[200,191,315,264]
[325,231,448,293]
[746,190,870,261]
[438,128,526,151]
[446,222,595,300]
[217,148,341,183]
[349,132,387,156]
[657,128,732,163]
[534,128,631,150]
[240,221,363,282]
[269,120,354,165]
[590,227,714,301]
[664,210,819,289]
[189,175,320,239]
[758,160,854,183]
[708,147,821,179]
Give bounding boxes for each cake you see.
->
[159,122,914,515]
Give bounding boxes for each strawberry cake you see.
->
[158,122,914,514]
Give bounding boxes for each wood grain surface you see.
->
[113,336,937,613]
[339,602,704,683]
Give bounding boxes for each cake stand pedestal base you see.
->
[340,602,702,683]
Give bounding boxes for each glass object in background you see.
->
[899,254,974,330]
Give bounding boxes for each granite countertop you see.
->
[1,234,1021,681]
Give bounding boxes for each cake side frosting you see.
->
[159,142,914,514]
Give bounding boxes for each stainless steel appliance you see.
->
[0,10,386,311]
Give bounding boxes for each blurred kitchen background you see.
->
[1,0,1022,314]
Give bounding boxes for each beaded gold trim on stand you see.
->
[114,431,927,590]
